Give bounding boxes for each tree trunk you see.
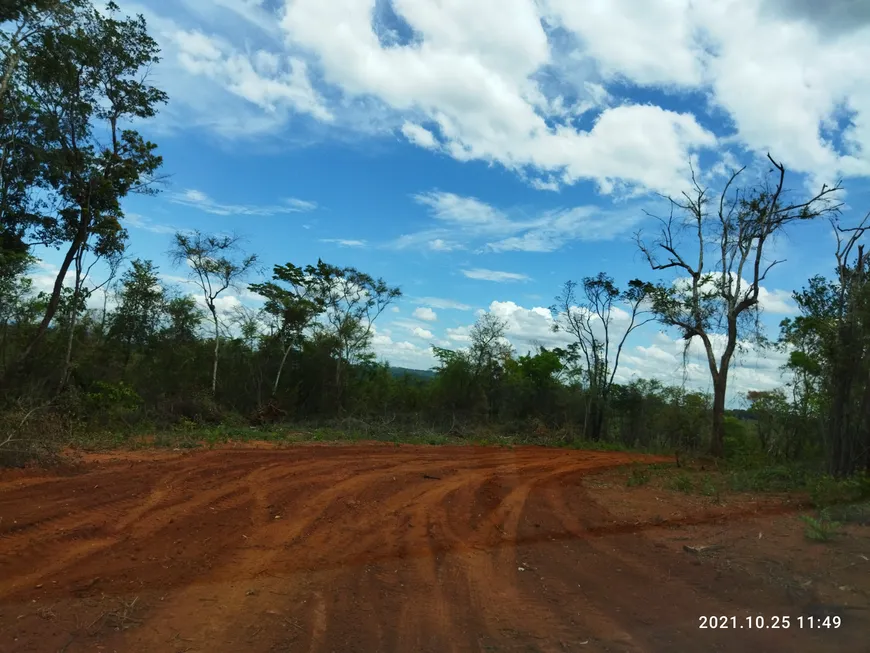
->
[273,344,292,397]
[16,230,85,367]
[210,311,219,396]
[710,376,726,458]
[59,301,79,392]
[588,396,606,441]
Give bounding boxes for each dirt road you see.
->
[0,445,865,652]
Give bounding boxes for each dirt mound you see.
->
[0,445,865,652]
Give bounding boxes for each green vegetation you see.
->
[668,472,694,494]
[626,466,652,487]
[800,515,842,542]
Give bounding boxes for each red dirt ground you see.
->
[1,444,867,652]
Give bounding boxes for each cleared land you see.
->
[1,444,868,652]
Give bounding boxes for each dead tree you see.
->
[637,154,842,457]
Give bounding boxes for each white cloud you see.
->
[172,189,317,216]
[401,122,439,148]
[462,268,530,282]
[371,331,437,369]
[125,213,182,235]
[673,274,798,316]
[446,299,794,401]
[445,325,472,343]
[428,238,460,251]
[320,238,368,248]
[412,326,434,339]
[617,331,793,402]
[136,0,870,191]
[171,28,332,121]
[413,296,473,311]
[412,306,438,321]
[280,0,716,194]
[758,287,797,315]
[390,306,401,313]
[392,191,642,253]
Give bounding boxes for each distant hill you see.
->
[389,366,436,381]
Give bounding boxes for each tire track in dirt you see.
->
[1,445,864,653]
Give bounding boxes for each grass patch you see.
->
[725,464,816,493]
[626,466,652,487]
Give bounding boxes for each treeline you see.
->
[2,1,870,476]
[1,252,719,455]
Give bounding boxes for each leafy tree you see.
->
[552,273,652,440]
[169,230,257,395]
[108,259,164,362]
[12,2,166,366]
[250,262,325,397]
[637,155,841,457]
[782,217,870,475]
[311,262,401,408]
[161,294,203,343]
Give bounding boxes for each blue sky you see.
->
[34,0,870,403]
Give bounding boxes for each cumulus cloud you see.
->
[412,306,437,321]
[136,0,870,191]
[371,331,437,369]
[401,121,438,148]
[449,299,794,402]
[672,274,798,316]
[170,27,332,121]
[412,326,434,339]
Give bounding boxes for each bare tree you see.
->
[552,273,653,440]
[636,154,842,457]
[170,231,257,395]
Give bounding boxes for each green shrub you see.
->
[821,502,870,525]
[668,472,694,493]
[82,381,143,428]
[727,464,812,492]
[626,467,651,487]
[699,474,720,499]
[810,474,870,507]
[801,515,842,542]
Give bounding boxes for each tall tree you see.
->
[781,215,870,475]
[169,230,257,395]
[312,262,401,408]
[12,2,166,367]
[637,155,841,456]
[109,258,164,363]
[249,262,325,397]
[552,273,652,441]
[1,2,84,284]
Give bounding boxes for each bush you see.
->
[82,381,143,428]
[810,474,870,507]
[668,472,694,493]
[0,408,67,467]
[801,515,842,542]
[727,464,812,492]
[626,466,651,487]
